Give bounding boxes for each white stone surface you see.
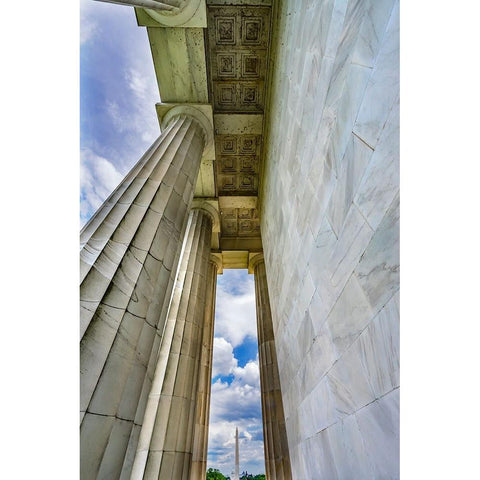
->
[326,134,373,236]
[354,96,400,230]
[356,388,400,478]
[130,209,213,480]
[355,192,400,313]
[353,0,400,148]
[260,0,399,477]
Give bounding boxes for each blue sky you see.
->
[209,270,264,475]
[80,0,160,226]
[80,1,264,475]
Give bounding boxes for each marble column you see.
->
[80,113,207,480]
[251,255,292,480]
[190,254,222,480]
[130,208,214,480]
[94,0,181,11]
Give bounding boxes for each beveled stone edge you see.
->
[156,103,215,160]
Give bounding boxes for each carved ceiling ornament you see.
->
[207,3,272,244]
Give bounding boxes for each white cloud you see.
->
[105,100,129,133]
[80,148,124,226]
[207,418,265,476]
[212,337,237,378]
[121,64,160,143]
[126,68,149,100]
[80,16,99,45]
[233,358,260,388]
[80,0,100,45]
[210,375,261,424]
[214,275,257,347]
[208,345,264,474]
[80,0,160,224]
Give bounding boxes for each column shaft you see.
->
[80,115,206,480]
[190,259,218,480]
[254,260,292,480]
[131,209,213,480]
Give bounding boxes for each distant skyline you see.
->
[80,0,264,474]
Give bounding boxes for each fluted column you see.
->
[80,114,207,480]
[251,255,292,480]
[94,0,181,11]
[190,254,222,480]
[131,208,213,480]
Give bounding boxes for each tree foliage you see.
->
[206,468,265,480]
[206,468,229,480]
[240,472,265,480]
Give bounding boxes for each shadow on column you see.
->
[251,254,293,480]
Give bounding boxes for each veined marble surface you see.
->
[261,0,399,477]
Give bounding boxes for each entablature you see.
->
[137,0,275,259]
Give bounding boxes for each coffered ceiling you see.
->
[206,2,272,251]
[138,0,274,265]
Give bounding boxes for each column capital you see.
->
[191,198,220,232]
[156,103,214,160]
[142,0,206,27]
[248,252,264,274]
[210,253,223,274]
[95,0,179,11]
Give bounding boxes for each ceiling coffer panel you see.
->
[207,6,271,113]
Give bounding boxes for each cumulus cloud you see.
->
[214,273,257,347]
[212,337,237,378]
[233,358,260,388]
[210,362,262,421]
[80,148,124,226]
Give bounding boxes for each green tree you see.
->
[206,468,229,480]
[239,473,265,480]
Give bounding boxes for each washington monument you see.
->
[234,427,239,480]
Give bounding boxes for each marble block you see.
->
[356,388,400,478]
[354,96,400,230]
[324,272,374,359]
[329,413,375,479]
[355,193,400,314]
[326,133,374,236]
[353,0,400,149]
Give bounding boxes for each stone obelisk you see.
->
[235,427,239,480]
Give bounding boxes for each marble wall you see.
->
[260,0,399,478]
